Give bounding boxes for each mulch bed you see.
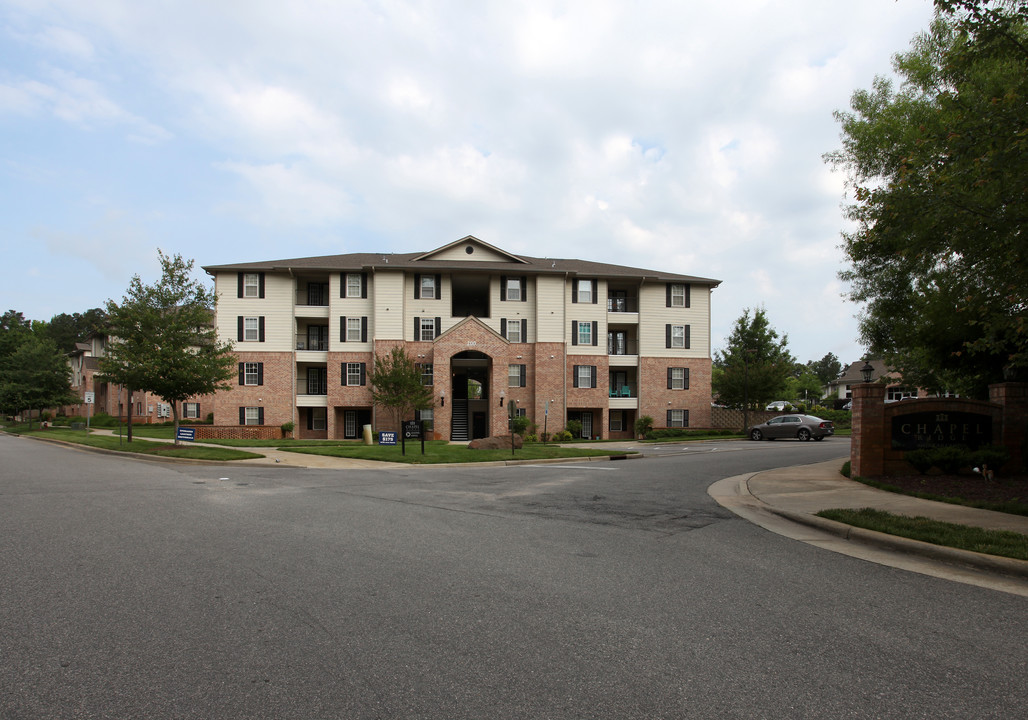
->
[872,473,1028,505]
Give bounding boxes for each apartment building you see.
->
[203,236,720,441]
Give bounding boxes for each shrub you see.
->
[524,433,538,443]
[564,419,582,439]
[281,421,295,435]
[206,412,214,424]
[933,446,971,474]
[634,415,654,437]
[971,446,1010,473]
[553,430,573,442]
[512,415,531,435]
[905,449,936,474]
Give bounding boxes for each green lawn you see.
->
[281,440,631,464]
[816,507,1028,562]
[8,427,263,461]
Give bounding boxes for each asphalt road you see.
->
[1,434,1026,719]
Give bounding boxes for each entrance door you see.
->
[344,410,357,438]
[581,412,593,439]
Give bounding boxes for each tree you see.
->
[0,333,76,424]
[712,307,795,408]
[44,309,107,352]
[100,251,237,444]
[0,310,32,362]
[785,370,826,408]
[806,353,844,388]
[827,0,1028,398]
[368,346,434,431]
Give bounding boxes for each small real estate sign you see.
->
[379,431,397,445]
[176,427,197,442]
[403,420,422,439]
[891,411,992,451]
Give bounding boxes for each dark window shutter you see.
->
[361,316,368,342]
[684,368,690,389]
[571,320,578,346]
[258,316,265,342]
[434,317,441,337]
[501,276,507,301]
[258,273,265,299]
[683,410,689,426]
[591,280,598,304]
[414,274,421,299]
[340,272,347,298]
[239,362,245,385]
[521,319,528,341]
[591,321,598,346]
[361,272,368,298]
[573,366,580,388]
[685,283,691,308]
[195,404,200,418]
[307,411,313,430]
[572,282,578,303]
[237,273,244,298]
[414,317,420,341]
[667,410,672,427]
[667,368,673,389]
[258,407,264,425]
[435,275,441,296]
[520,365,526,387]
[237,316,244,341]
[340,363,345,385]
[359,363,366,386]
[665,324,672,349]
[590,366,597,388]
[500,318,507,337]
[685,325,691,349]
[340,316,347,342]
[666,283,672,307]
[257,363,263,386]
[239,407,245,425]
[521,276,527,302]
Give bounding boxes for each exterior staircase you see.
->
[450,399,469,441]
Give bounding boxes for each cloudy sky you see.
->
[1,0,937,364]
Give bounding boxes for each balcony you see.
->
[607,296,638,313]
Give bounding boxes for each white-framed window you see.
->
[346,317,363,342]
[577,279,592,303]
[183,402,200,419]
[506,319,522,343]
[576,365,594,388]
[668,409,687,427]
[418,363,433,386]
[506,277,522,301]
[243,273,260,298]
[670,367,687,390]
[346,273,362,298]
[420,317,436,341]
[509,364,525,387]
[670,284,686,307]
[887,386,917,401]
[417,408,433,429]
[420,275,436,300]
[609,410,624,432]
[670,324,685,348]
[244,362,260,386]
[310,407,327,431]
[346,362,363,386]
[243,317,259,342]
[244,407,261,425]
[577,321,592,346]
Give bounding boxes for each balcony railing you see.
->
[295,334,329,351]
[607,297,638,313]
[608,385,636,398]
[298,377,328,395]
[607,339,638,355]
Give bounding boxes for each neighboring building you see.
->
[202,236,721,440]
[63,332,208,423]
[827,359,959,406]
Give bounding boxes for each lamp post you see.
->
[860,359,875,384]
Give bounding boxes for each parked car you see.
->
[748,414,834,442]
[765,400,794,411]
[842,400,852,411]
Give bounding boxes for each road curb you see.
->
[766,506,1028,580]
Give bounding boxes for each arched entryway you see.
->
[449,351,492,441]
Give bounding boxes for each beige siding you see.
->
[494,275,536,342]
[403,272,450,339]
[215,271,294,352]
[331,272,374,351]
[373,270,405,340]
[534,275,566,343]
[567,278,607,356]
[638,281,711,358]
[430,244,517,262]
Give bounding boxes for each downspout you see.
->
[563,272,569,432]
[288,267,297,433]
[368,266,376,434]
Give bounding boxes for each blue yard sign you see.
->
[177,427,196,442]
[379,431,397,445]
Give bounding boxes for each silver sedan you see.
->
[748,414,834,442]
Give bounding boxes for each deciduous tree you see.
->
[368,346,434,431]
[713,307,795,409]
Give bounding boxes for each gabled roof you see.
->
[412,235,528,264]
[203,236,721,286]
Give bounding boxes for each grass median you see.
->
[6,427,263,462]
[816,507,1028,561]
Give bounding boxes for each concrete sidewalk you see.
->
[709,459,1028,596]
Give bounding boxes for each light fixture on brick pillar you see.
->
[499,390,505,408]
[440,389,445,407]
[860,359,874,384]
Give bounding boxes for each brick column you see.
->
[851,382,887,478]
[988,382,1028,472]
